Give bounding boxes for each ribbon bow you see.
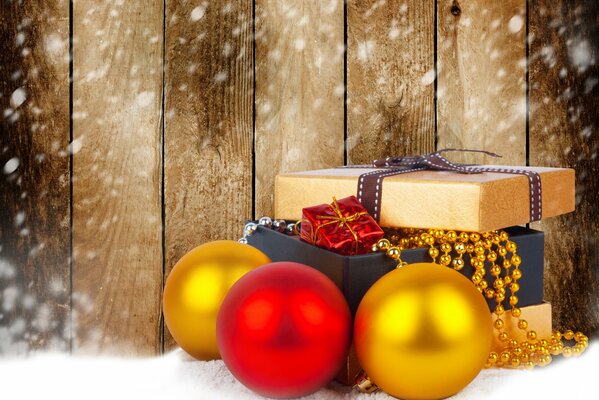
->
[346,148,542,224]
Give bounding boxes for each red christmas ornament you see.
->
[217,262,351,398]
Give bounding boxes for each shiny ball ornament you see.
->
[217,262,351,398]
[163,240,271,360]
[354,263,492,400]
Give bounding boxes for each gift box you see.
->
[246,224,544,315]
[337,302,553,385]
[300,196,384,255]
[274,166,574,232]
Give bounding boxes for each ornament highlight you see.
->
[354,262,492,400]
[217,262,352,399]
[163,240,270,360]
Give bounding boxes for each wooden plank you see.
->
[437,0,527,164]
[255,1,345,217]
[72,1,163,354]
[0,1,70,354]
[163,1,254,350]
[347,0,435,163]
[529,0,599,335]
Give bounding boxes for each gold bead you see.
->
[503,276,512,285]
[499,231,509,241]
[509,283,520,293]
[452,258,465,270]
[472,260,484,269]
[506,241,517,252]
[483,239,493,249]
[564,330,574,340]
[511,307,522,318]
[574,332,587,342]
[454,242,466,254]
[474,245,485,255]
[498,332,509,342]
[424,236,435,246]
[429,247,440,259]
[523,361,535,369]
[494,319,504,329]
[494,293,505,303]
[377,239,391,251]
[510,357,521,367]
[470,233,481,242]
[387,247,401,260]
[476,254,486,262]
[459,232,470,242]
[447,231,457,242]
[502,259,512,269]
[527,330,537,340]
[500,351,510,362]
[511,254,521,267]
[485,288,496,299]
[509,296,518,307]
[466,243,475,253]
[512,269,522,280]
[439,254,452,266]
[490,265,501,276]
[488,352,499,362]
[552,330,562,341]
[539,339,549,347]
[563,347,573,357]
[494,304,505,315]
[538,355,552,366]
[487,251,498,262]
[538,346,548,355]
[494,279,505,289]
[517,320,528,330]
[498,246,507,257]
[478,280,488,290]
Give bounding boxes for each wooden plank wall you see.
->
[1,0,597,356]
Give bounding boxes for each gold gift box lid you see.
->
[275,166,574,232]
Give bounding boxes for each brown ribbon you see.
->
[343,149,542,225]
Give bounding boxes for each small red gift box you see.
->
[300,196,384,256]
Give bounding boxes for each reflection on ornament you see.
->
[163,240,270,360]
[217,262,351,399]
[354,262,492,400]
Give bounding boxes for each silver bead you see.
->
[238,237,248,244]
[285,223,296,235]
[244,222,258,236]
[258,216,273,228]
[273,219,287,232]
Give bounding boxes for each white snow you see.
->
[508,15,524,33]
[10,88,27,109]
[0,345,596,399]
[190,6,206,22]
[3,157,20,174]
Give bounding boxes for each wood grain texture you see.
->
[163,0,254,350]
[255,0,344,217]
[529,0,599,335]
[0,1,70,354]
[72,1,163,354]
[347,0,435,163]
[437,0,527,164]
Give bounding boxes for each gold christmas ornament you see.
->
[354,262,493,400]
[377,229,589,369]
[163,240,271,360]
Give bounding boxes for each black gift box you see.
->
[247,225,544,315]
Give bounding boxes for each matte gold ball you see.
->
[354,263,493,400]
[163,240,271,360]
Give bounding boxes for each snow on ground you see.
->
[0,343,596,400]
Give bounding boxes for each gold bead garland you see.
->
[372,228,589,369]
